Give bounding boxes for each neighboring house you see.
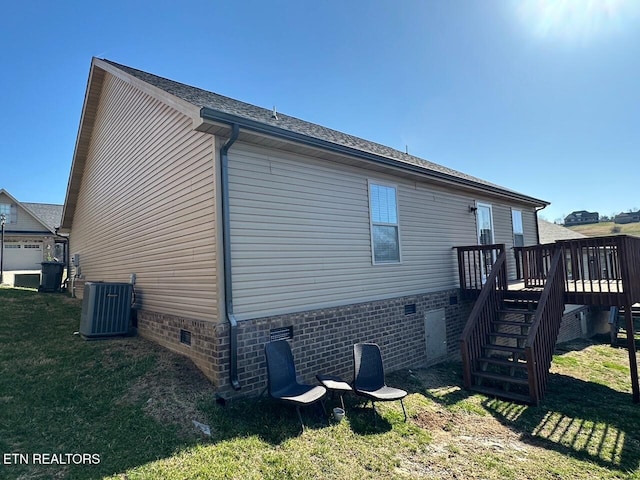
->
[0,189,65,271]
[60,58,549,396]
[614,211,640,224]
[564,210,599,226]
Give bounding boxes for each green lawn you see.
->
[0,287,639,479]
[567,221,640,238]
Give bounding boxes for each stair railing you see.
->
[460,249,508,389]
[456,243,506,298]
[524,249,565,405]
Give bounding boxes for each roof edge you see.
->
[0,189,57,234]
[200,108,550,207]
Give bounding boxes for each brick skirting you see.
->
[218,289,472,397]
[134,289,472,397]
[83,288,602,398]
[136,310,221,383]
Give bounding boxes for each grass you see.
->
[567,221,640,238]
[0,288,639,479]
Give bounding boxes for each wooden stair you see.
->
[469,292,541,402]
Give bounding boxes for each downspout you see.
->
[535,205,547,244]
[220,123,241,390]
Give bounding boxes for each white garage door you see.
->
[3,243,43,270]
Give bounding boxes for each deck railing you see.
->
[514,243,555,288]
[524,249,565,405]
[459,249,508,389]
[560,237,623,301]
[619,235,640,305]
[514,235,640,305]
[455,243,506,298]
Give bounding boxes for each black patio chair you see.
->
[264,340,327,430]
[353,342,407,423]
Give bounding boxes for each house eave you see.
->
[0,189,57,234]
[199,108,549,208]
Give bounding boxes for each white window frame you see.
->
[0,203,11,224]
[512,209,524,248]
[368,180,401,265]
[476,202,495,246]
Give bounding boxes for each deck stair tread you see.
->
[503,291,542,302]
[493,320,532,328]
[473,371,529,385]
[470,385,532,404]
[499,308,536,315]
[482,344,524,354]
[489,332,528,340]
[477,357,528,369]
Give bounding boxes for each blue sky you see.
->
[1,0,638,223]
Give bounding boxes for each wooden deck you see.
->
[507,280,630,305]
[456,235,640,404]
[458,236,640,307]
[513,235,640,307]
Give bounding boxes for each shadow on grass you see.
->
[200,391,394,444]
[484,373,640,474]
[0,289,401,479]
[407,360,640,474]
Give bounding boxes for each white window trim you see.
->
[511,208,524,248]
[0,203,12,224]
[368,179,402,265]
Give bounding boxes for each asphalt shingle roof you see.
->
[538,219,586,244]
[103,59,546,204]
[22,203,63,231]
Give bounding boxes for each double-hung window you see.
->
[512,209,524,248]
[369,182,400,264]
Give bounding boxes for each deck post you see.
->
[623,302,639,403]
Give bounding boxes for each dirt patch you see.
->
[414,408,455,431]
[394,366,535,479]
[413,403,524,445]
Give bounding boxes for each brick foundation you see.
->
[79,286,603,398]
[557,305,595,344]
[217,289,472,397]
[136,310,222,384]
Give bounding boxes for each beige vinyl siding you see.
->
[522,208,539,245]
[69,72,218,322]
[229,144,482,319]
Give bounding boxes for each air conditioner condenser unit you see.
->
[79,282,133,339]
